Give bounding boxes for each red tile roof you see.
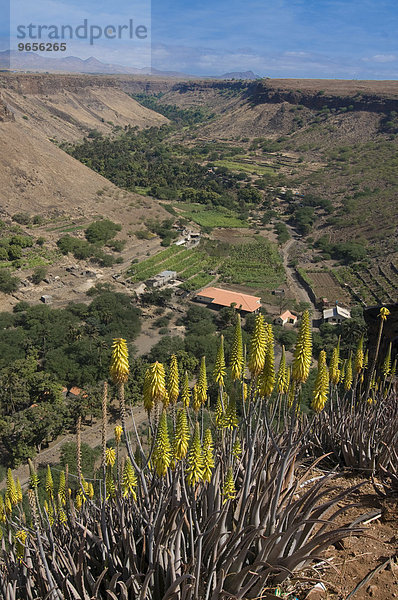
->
[196,287,261,313]
[279,310,297,321]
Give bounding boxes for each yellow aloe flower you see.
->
[105,447,116,468]
[224,396,238,429]
[181,371,191,408]
[197,356,208,405]
[146,362,167,407]
[259,323,275,397]
[344,355,353,391]
[276,346,288,394]
[114,425,123,444]
[202,429,215,483]
[222,467,236,503]
[248,314,266,377]
[233,438,242,460]
[105,473,116,499]
[354,335,364,375]
[214,335,226,386]
[6,469,17,507]
[58,471,66,506]
[28,459,39,490]
[167,354,180,404]
[230,314,244,381]
[174,408,190,461]
[192,384,201,413]
[215,393,225,429]
[311,350,329,413]
[152,411,171,477]
[15,530,27,560]
[292,310,312,383]
[110,338,129,384]
[45,465,53,500]
[16,478,23,504]
[0,496,6,524]
[382,342,392,378]
[122,458,137,499]
[88,483,95,499]
[379,307,390,321]
[186,423,203,487]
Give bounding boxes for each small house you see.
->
[323,306,351,324]
[145,270,177,289]
[40,295,53,304]
[272,288,285,297]
[274,310,297,326]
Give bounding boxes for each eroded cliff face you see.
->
[246,80,398,113]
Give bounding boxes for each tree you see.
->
[0,269,19,293]
[85,220,121,244]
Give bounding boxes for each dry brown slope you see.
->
[0,121,169,222]
[0,73,169,141]
[0,73,170,219]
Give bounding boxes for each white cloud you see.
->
[362,53,397,63]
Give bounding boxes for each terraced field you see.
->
[304,271,351,304]
[128,245,219,290]
[336,263,398,306]
[128,238,286,295]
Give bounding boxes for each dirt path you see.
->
[3,404,148,490]
[281,236,321,320]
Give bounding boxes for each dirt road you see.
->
[281,236,321,320]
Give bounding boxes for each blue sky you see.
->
[2,0,398,77]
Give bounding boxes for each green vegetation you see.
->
[315,235,367,264]
[63,125,265,221]
[274,221,290,244]
[0,269,19,293]
[129,238,284,292]
[84,219,121,244]
[0,291,141,464]
[213,158,275,176]
[129,245,219,287]
[179,204,249,228]
[219,239,285,289]
[56,219,123,266]
[132,93,215,124]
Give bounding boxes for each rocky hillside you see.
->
[0,73,168,142]
[0,73,171,219]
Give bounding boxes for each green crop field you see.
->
[213,158,275,176]
[129,246,219,286]
[129,238,285,294]
[178,204,248,228]
[219,239,285,289]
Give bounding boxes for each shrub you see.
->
[0,269,19,293]
[12,213,31,225]
[85,220,121,244]
[31,266,47,285]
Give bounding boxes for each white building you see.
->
[323,306,351,324]
[145,270,177,289]
[274,310,297,326]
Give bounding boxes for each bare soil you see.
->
[293,476,398,600]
